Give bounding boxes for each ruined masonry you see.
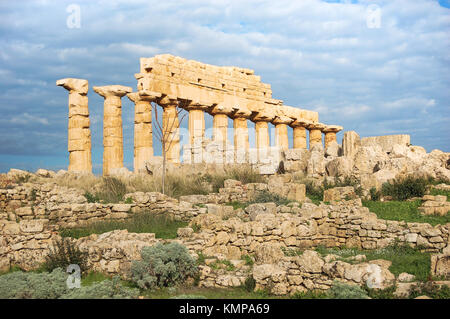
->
[57,54,343,175]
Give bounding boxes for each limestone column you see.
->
[290,119,311,149]
[93,85,132,176]
[127,92,157,173]
[306,123,326,149]
[272,116,292,151]
[56,78,92,173]
[212,113,228,150]
[158,96,180,164]
[322,125,343,148]
[183,102,208,164]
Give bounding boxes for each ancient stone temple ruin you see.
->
[57,54,343,175]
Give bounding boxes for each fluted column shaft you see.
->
[94,85,132,175]
[189,109,205,146]
[233,117,249,163]
[127,93,153,173]
[162,103,180,163]
[324,132,337,148]
[213,113,228,150]
[275,123,289,150]
[309,128,322,148]
[293,126,307,149]
[56,78,92,173]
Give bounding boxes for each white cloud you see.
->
[10,113,49,125]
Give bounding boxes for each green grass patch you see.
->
[429,189,450,200]
[363,199,449,226]
[60,213,188,239]
[81,271,111,286]
[315,244,432,281]
[140,286,278,299]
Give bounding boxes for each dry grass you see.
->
[37,164,266,201]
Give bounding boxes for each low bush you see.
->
[381,176,428,200]
[409,282,450,299]
[61,276,139,299]
[43,238,88,274]
[170,294,206,299]
[0,268,69,299]
[327,281,369,299]
[131,242,198,290]
[96,177,128,203]
[369,187,381,201]
[251,190,292,206]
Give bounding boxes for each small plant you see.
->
[124,197,133,204]
[84,191,100,203]
[242,254,254,266]
[14,174,32,184]
[252,190,292,206]
[29,189,37,202]
[131,242,198,290]
[369,187,381,201]
[243,276,256,292]
[327,281,369,299]
[170,294,207,299]
[43,238,88,274]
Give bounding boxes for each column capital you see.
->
[93,85,132,98]
[158,94,178,107]
[56,78,89,95]
[322,124,343,133]
[290,118,312,128]
[272,115,293,125]
[306,122,326,130]
[183,100,211,112]
[209,103,233,116]
[137,89,162,102]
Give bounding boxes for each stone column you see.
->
[272,116,292,151]
[127,92,157,173]
[212,113,228,149]
[56,78,92,173]
[229,105,251,163]
[255,121,270,150]
[290,119,310,149]
[158,96,180,164]
[322,125,343,148]
[306,123,326,149]
[93,85,132,176]
[183,102,208,164]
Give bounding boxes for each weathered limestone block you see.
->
[361,135,410,152]
[56,78,92,173]
[127,92,155,173]
[325,157,352,177]
[94,85,132,175]
[342,131,361,159]
[323,186,357,202]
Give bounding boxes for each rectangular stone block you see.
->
[361,135,410,152]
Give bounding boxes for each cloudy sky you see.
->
[0,0,449,174]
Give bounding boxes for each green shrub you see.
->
[291,290,328,299]
[327,281,369,299]
[381,176,428,200]
[365,286,396,299]
[0,268,69,299]
[243,276,256,292]
[43,238,88,274]
[369,187,381,201]
[251,190,292,206]
[242,254,254,266]
[61,276,139,299]
[131,242,198,290]
[84,191,100,203]
[409,282,450,299]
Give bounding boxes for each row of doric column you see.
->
[57,78,342,175]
